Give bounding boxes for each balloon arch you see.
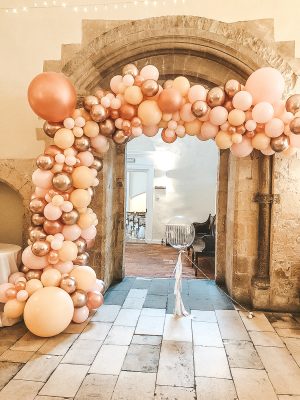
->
[1,63,300,337]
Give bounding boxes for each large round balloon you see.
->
[28,72,77,122]
[23,287,74,337]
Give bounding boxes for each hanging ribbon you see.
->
[173,250,189,317]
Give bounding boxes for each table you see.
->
[0,243,22,285]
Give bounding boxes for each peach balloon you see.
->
[54,128,75,150]
[8,272,25,285]
[41,268,62,287]
[228,109,246,126]
[200,122,219,140]
[62,224,82,241]
[72,166,94,189]
[231,133,243,144]
[90,134,110,154]
[209,106,228,126]
[180,103,196,122]
[215,131,232,149]
[22,245,48,269]
[173,76,190,96]
[140,65,159,81]
[4,299,25,319]
[81,225,97,241]
[138,100,162,126]
[143,125,159,137]
[77,151,94,167]
[72,306,89,323]
[261,146,276,156]
[78,213,94,230]
[232,91,252,111]
[32,169,53,189]
[70,189,91,209]
[54,261,74,274]
[70,266,97,292]
[252,133,270,150]
[230,136,253,157]
[58,241,78,262]
[289,133,300,148]
[252,102,274,123]
[188,85,207,103]
[28,72,76,122]
[24,287,74,337]
[16,290,29,302]
[25,279,44,296]
[124,86,143,105]
[110,75,123,94]
[265,118,284,138]
[184,119,202,135]
[83,121,99,138]
[44,203,62,221]
[158,88,182,114]
[0,283,14,303]
[245,120,257,131]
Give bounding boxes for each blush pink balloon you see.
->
[245,67,285,105]
[200,122,219,139]
[44,203,62,221]
[110,75,123,94]
[81,225,97,241]
[72,306,89,323]
[0,283,14,303]
[62,224,82,241]
[140,65,159,81]
[77,151,94,167]
[232,91,252,111]
[252,102,274,123]
[110,97,121,110]
[91,135,109,154]
[22,245,48,269]
[180,103,196,122]
[123,74,135,87]
[143,125,159,137]
[230,136,253,157]
[35,187,48,198]
[188,85,207,103]
[131,127,143,137]
[261,146,275,156]
[61,201,73,212]
[289,134,300,148]
[273,100,286,117]
[209,106,228,126]
[16,290,29,302]
[245,120,257,131]
[54,261,74,274]
[281,111,294,124]
[8,272,25,284]
[265,118,284,138]
[32,169,53,189]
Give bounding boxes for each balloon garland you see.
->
[1,63,300,337]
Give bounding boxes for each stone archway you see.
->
[42,16,300,311]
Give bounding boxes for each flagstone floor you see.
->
[0,277,300,400]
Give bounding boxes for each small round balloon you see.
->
[165,216,195,250]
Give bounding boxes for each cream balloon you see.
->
[138,100,162,127]
[58,241,78,262]
[124,86,143,105]
[26,279,43,296]
[70,265,97,292]
[215,131,232,149]
[70,189,91,209]
[4,299,25,319]
[252,133,270,150]
[54,128,75,150]
[41,268,62,287]
[173,76,190,96]
[72,166,94,189]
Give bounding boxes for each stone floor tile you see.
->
[0,350,34,363]
[143,295,167,309]
[278,396,300,400]
[276,328,300,339]
[75,374,117,400]
[89,345,128,375]
[39,364,89,398]
[122,344,160,372]
[10,332,47,352]
[155,385,196,400]
[132,278,152,290]
[92,305,121,323]
[0,379,43,400]
[195,377,237,400]
[104,326,134,346]
[240,311,275,332]
[194,346,231,379]
[131,335,162,345]
[192,321,223,347]
[224,340,263,369]
[14,354,62,382]
[63,319,90,334]
[0,339,15,356]
[249,331,284,347]
[148,279,170,295]
[126,289,148,299]
[256,345,300,394]
[268,314,300,329]
[135,315,165,335]
[36,397,72,400]
[216,310,250,340]
[62,339,102,365]
[231,368,277,400]
[191,310,217,322]
[122,296,145,309]
[111,371,156,400]
[79,322,112,341]
[141,308,166,317]
[104,291,128,306]
[157,341,194,387]
[0,324,28,342]
[163,314,192,342]
[283,338,300,367]
[38,333,78,355]
[114,309,141,327]
[0,361,23,389]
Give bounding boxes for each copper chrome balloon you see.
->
[74,238,87,254]
[73,252,90,266]
[191,100,208,117]
[122,63,139,78]
[29,198,47,214]
[290,117,300,134]
[74,136,91,152]
[43,220,63,235]
[83,95,99,111]
[25,270,42,280]
[43,121,63,138]
[286,94,300,114]
[206,87,226,108]
[61,210,79,225]
[99,118,116,137]
[52,173,73,192]
[71,289,87,308]
[36,154,54,170]
[31,240,51,257]
[270,135,289,153]
[28,226,47,242]
[112,130,129,145]
[224,79,241,98]
[90,104,107,123]
[91,157,103,172]
[60,276,77,294]
[31,213,46,226]
[141,79,159,97]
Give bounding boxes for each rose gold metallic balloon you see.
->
[43,220,63,235]
[29,198,47,214]
[15,281,26,292]
[110,110,119,120]
[286,94,300,114]
[63,165,74,174]
[141,79,159,97]
[83,95,99,111]
[61,210,79,225]
[99,118,116,137]
[87,187,95,199]
[86,238,95,249]
[48,250,59,264]
[44,145,63,157]
[122,63,139,77]
[224,79,241,98]
[6,288,17,299]
[94,88,106,100]
[224,100,234,112]
[161,128,177,143]
[74,237,87,254]
[228,126,236,134]
[60,276,77,294]
[191,100,208,117]
[120,104,136,120]
[36,154,54,170]
[122,120,131,135]
[48,189,70,201]
[112,130,129,145]
[86,291,103,310]
[134,75,145,87]
[25,269,42,280]
[255,123,265,133]
[236,125,246,134]
[74,136,91,152]
[31,213,46,226]
[20,265,30,273]
[52,173,73,191]
[43,121,63,138]
[32,240,51,256]
[270,134,289,152]
[207,87,225,108]
[163,80,173,89]
[73,252,90,266]
[91,157,103,172]
[290,117,300,134]
[29,226,47,242]
[90,104,107,123]
[71,289,87,308]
